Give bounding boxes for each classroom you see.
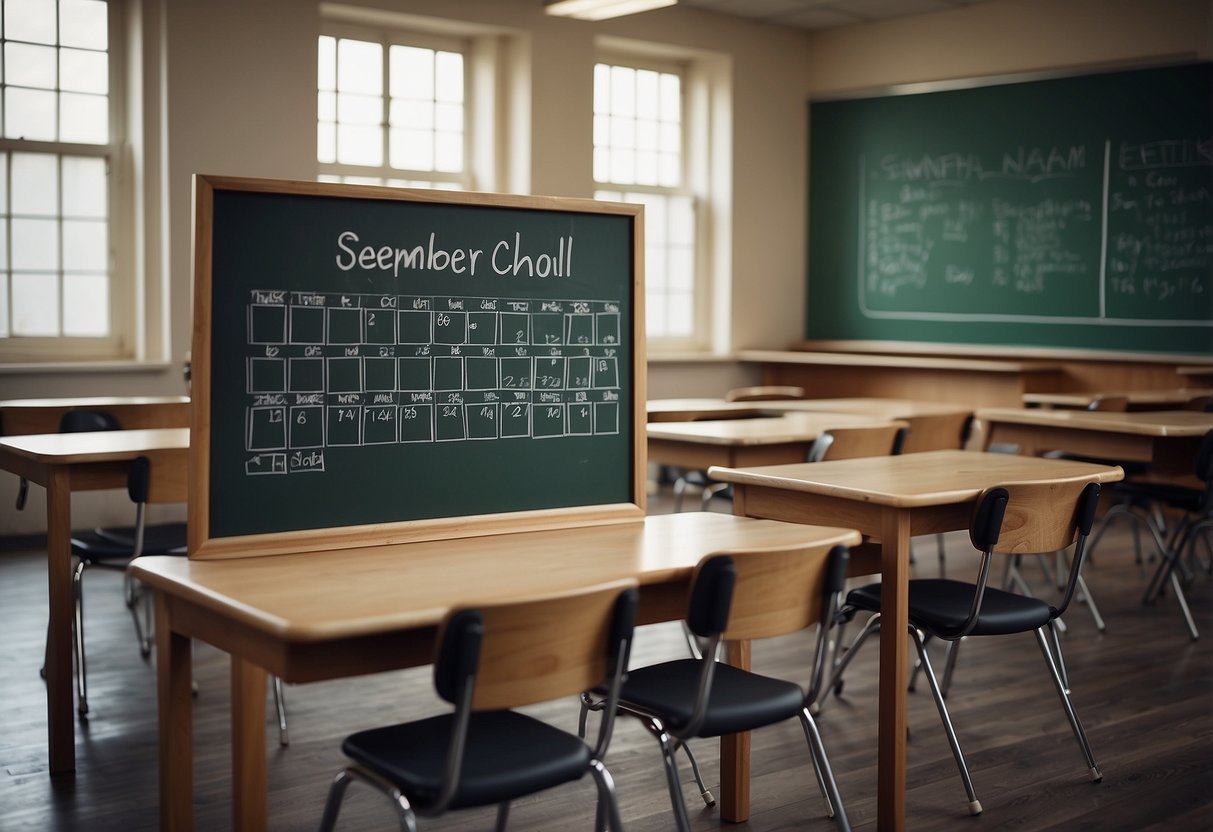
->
[1,0,1210,830]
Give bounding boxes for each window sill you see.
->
[0,359,175,375]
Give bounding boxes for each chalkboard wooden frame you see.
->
[189,176,646,560]
[806,61,1213,357]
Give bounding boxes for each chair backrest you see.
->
[724,385,805,402]
[1087,395,1129,412]
[899,412,974,453]
[957,476,1102,635]
[807,422,908,462]
[970,476,1102,556]
[688,543,850,643]
[59,410,123,432]
[1185,395,1213,412]
[434,579,638,713]
[677,543,849,737]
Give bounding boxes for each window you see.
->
[318,25,468,190]
[593,59,698,343]
[1,0,124,360]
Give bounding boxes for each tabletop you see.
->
[708,449,1125,506]
[646,411,901,446]
[976,408,1213,437]
[0,427,191,463]
[130,512,862,642]
[1022,388,1212,409]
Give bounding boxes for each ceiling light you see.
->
[544,0,677,22]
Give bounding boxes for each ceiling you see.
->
[678,0,998,30]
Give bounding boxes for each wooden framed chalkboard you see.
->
[189,176,645,559]
[807,61,1213,357]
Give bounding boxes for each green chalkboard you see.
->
[807,62,1213,356]
[191,177,644,557]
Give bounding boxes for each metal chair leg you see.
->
[909,628,981,815]
[494,801,510,832]
[589,759,625,832]
[645,721,694,832]
[814,612,880,715]
[1034,625,1102,782]
[72,560,89,717]
[799,708,852,830]
[676,740,715,806]
[272,675,290,746]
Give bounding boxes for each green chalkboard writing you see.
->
[807,62,1213,355]
[192,177,644,555]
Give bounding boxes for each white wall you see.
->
[2,0,1209,537]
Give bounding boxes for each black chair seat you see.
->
[619,659,805,737]
[71,522,188,564]
[342,710,593,811]
[848,579,1055,637]
[1114,480,1203,513]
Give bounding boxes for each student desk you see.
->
[1021,389,1212,411]
[128,513,861,832]
[706,450,1124,832]
[647,398,973,453]
[647,411,905,471]
[0,427,190,774]
[0,395,191,435]
[977,408,1213,482]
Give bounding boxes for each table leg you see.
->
[877,509,911,832]
[156,594,194,831]
[231,657,268,832]
[45,466,74,774]
[720,639,752,821]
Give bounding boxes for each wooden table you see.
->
[0,395,190,435]
[977,408,1213,479]
[0,427,190,774]
[1022,389,1212,411]
[647,410,905,470]
[706,450,1124,832]
[129,512,861,831]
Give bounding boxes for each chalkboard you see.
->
[190,177,645,559]
[807,62,1213,356]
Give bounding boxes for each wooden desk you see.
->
[129,513,861,831]
[1022,389,1213,411]
[706,451,1124,832]
[737,349,1062,407]
[646,398,766,422]
[0,395,190,435]
[977,408,1213,479]
[647,411,904,470]
[0,428,190,774]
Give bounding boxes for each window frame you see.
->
[0,0,133,364]
[592,50,711,352]
[317,21,472,191]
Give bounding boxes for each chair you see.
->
[584,543,853,832]
[723,385,805,402]
[806,422,908,462]
[319,579,638,832]
[821,476,1105,815]
[16,410,123,510]
[669,386,804,510]
[1086,429,1213,640]
[58,454,186,717]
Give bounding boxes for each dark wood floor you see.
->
[2,493,1211,831]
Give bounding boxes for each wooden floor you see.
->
[1,491,1211,831]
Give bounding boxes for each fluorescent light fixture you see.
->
[545,0,677,22]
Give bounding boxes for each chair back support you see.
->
[435,579,638,713]
[58,410,122,432]
[705,543,849,642]
[972,476,1102,555]
[808,422,908,462]
[724,385,805,402]
[900,412,974,453]
[1087,395,1129,412]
